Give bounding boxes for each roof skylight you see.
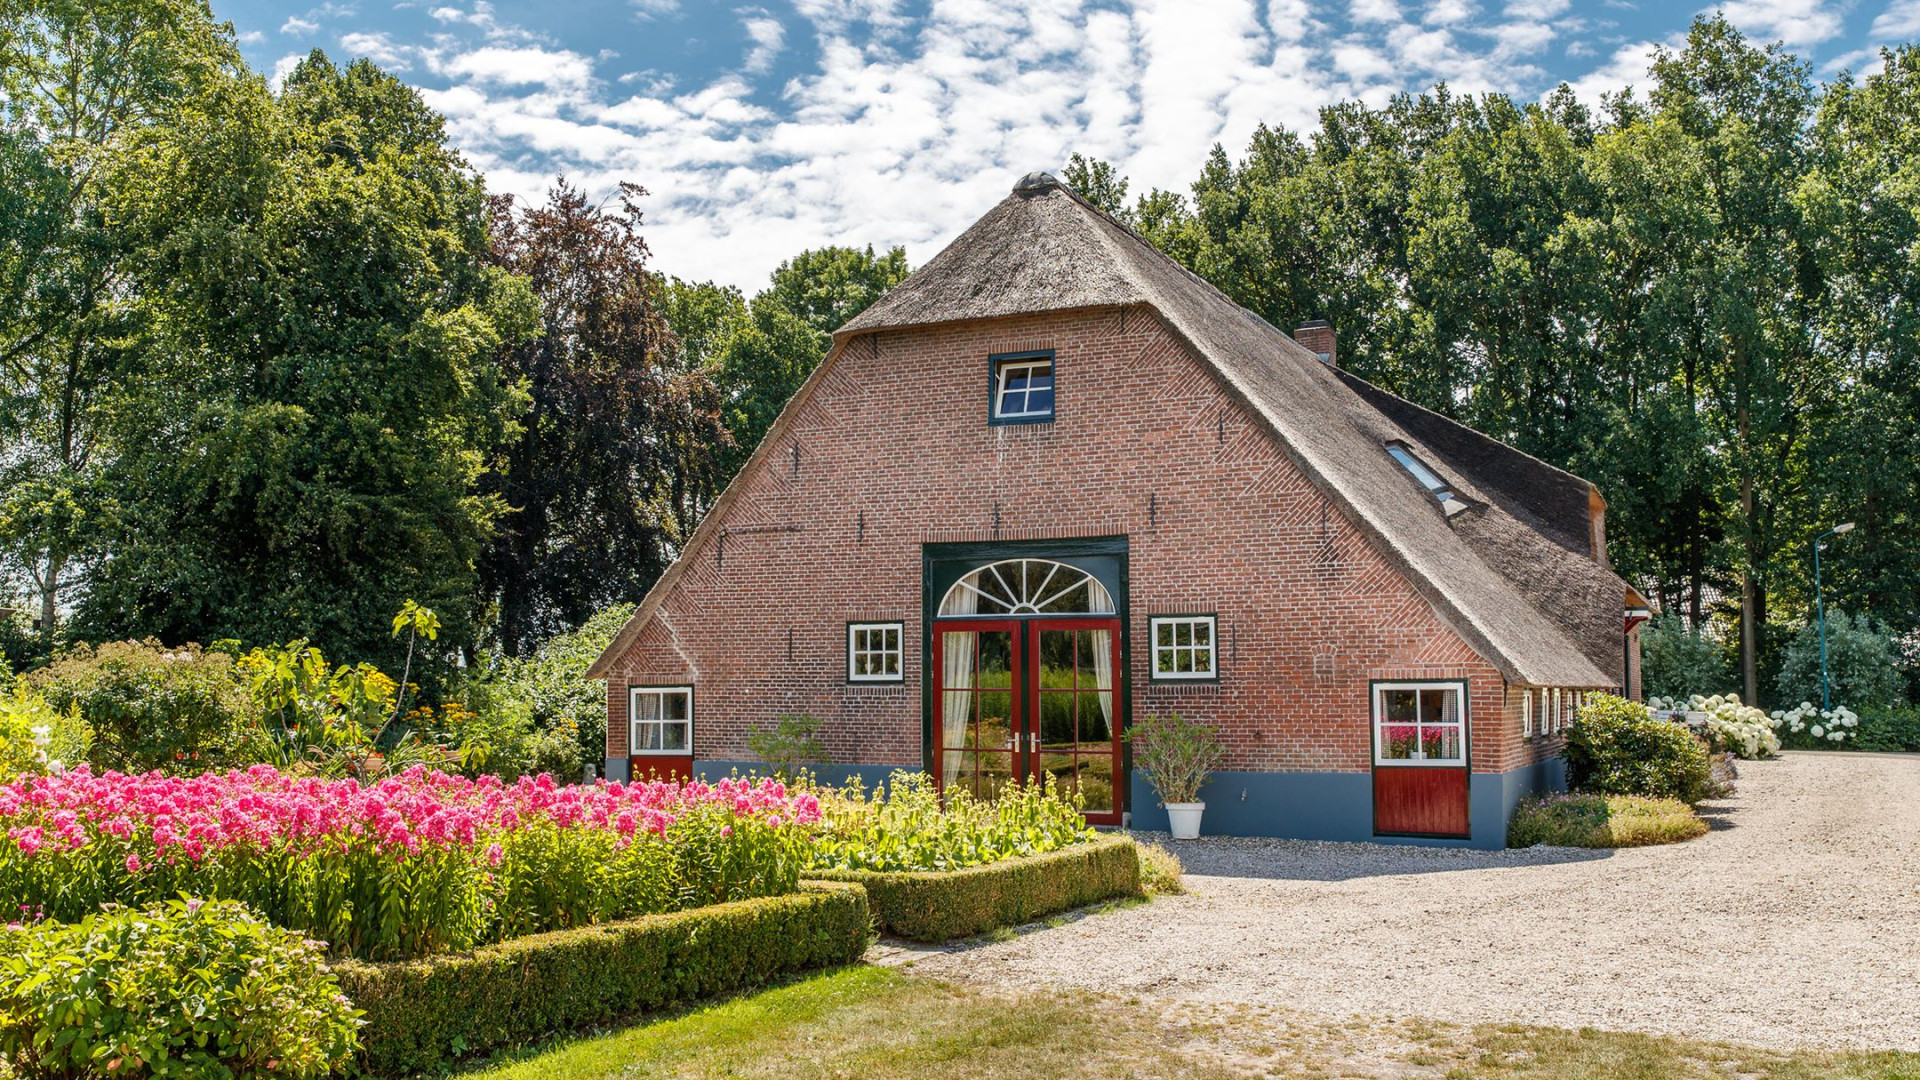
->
[1387,443,1469,516]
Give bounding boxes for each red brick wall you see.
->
[604,307,1552,777]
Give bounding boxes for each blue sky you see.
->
[215,0,1918,290]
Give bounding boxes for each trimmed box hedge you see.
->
[332,880,872,1076]
[807,833,1140,942]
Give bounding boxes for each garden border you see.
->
[332,880,873,1076]
[805,833,1141,941]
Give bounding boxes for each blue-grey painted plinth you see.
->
[604,757,628,782]
[1129,758,1567,850]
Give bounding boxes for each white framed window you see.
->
[1150,615,1218,680]
[628,686,692,755]
[1373,681,1467,767]
[990,352,1055,423]
[1521,689,1534,738]
[847,622,904,682]
[1552,688,1563,733]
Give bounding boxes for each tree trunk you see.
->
[39,549,63,641]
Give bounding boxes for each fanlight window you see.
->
[939,559,1114,616]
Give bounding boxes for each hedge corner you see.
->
[805,833,1140,942]
[332,880,873,1076]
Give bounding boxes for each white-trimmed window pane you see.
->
[630,688,692,756]
[1149,616,1218,680]
[849,622,904,682]
[994,357,1055,420]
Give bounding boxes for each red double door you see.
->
[931,617,1124,826]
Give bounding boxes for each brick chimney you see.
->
[1295,320,1336,367]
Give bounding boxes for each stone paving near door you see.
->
[878,752,1920,1051]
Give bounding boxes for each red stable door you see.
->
[931,618,1123,826]
[1371,681,1470,838]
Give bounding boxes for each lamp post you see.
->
[1816,521,1856,711]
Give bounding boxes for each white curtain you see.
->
[939,586,977,789]
[1089,628,1114,735]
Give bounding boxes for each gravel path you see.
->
[883,752,1920,1051]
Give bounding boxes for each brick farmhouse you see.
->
[587,172,1648,848]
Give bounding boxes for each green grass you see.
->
[1507,792,1710,848]
[465,966,1920,1080]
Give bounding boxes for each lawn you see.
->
[470,966,1920,1080]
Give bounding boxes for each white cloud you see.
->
[434,46,595,90]
[340,31,411,69]
[237,29,265,44]
[281,16,320,35]
[327,0,1731,292]
[271,53,305,90]
[1563,38,1662,104]
[1872,0,1920,38]
[739,10,785,74]
[1710,0,1844,47]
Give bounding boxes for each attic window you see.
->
[1386,443,1468,517]
[990,351,1054,424]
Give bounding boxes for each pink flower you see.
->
[486,842,503,867]
[125,853,142,874]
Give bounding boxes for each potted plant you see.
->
[1126,712,1224,840]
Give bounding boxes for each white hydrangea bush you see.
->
[1771,702,1860,745]
[1647,693,1782,759]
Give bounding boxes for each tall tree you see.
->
[479,180,727,655]
[77,52,531,670]
[0,0,235,637]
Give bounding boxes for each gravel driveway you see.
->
[886,752,1920,1051]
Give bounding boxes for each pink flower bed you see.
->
[0,765,820,959]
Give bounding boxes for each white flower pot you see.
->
[1165,802,1205,840]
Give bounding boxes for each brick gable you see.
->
[603,307,1545,776]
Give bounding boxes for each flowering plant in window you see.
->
[1648,694,1780,759]
[0,765,819,959]
[1771,702,1860,745]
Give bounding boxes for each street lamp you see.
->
[1816,521,1856,711]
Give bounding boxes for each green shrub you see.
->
[808,771,1092,873]
[1507,792,1709,848]
[807,833,1139,942]
[1641,615,1733,699]
[0,685,90,779]
[458,604,634,773]
[333,881,871,1076]
[28,640,256,774]
[1134,839,1185,895]
[1853,705,1920,752]
[1564,693,1713,804]
[1776,610,1905,709]
[747,714,831,779]
[1125,712,1223,804]
[0,899,361,1079]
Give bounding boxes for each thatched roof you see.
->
[843,172,1616,688]
[592,172,1620,688]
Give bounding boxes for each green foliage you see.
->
[1853,706,1920,752]
[1776,610,1905,709]
[459,603,634,776]
[480,184,726,655]
[1125,712,1224,805]
[0,899,362,1079]
[1564,693,1714,804]
[74,48,529,675]
[1641,615,1733,699]
[665,245,910,483]
[1507,793,1709,848]
[0,684,89,779]
[26,640,253,773]
[1133,839,1185,896]
[333,882,871,1076]
[807,771,1093,873]
[808,834,1139,942]
[746,714,830,780]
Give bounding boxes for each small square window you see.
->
[1150,615,1217,680]
[629,686,692,756]
[990,352,1055,424]
[848,622,904,682]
